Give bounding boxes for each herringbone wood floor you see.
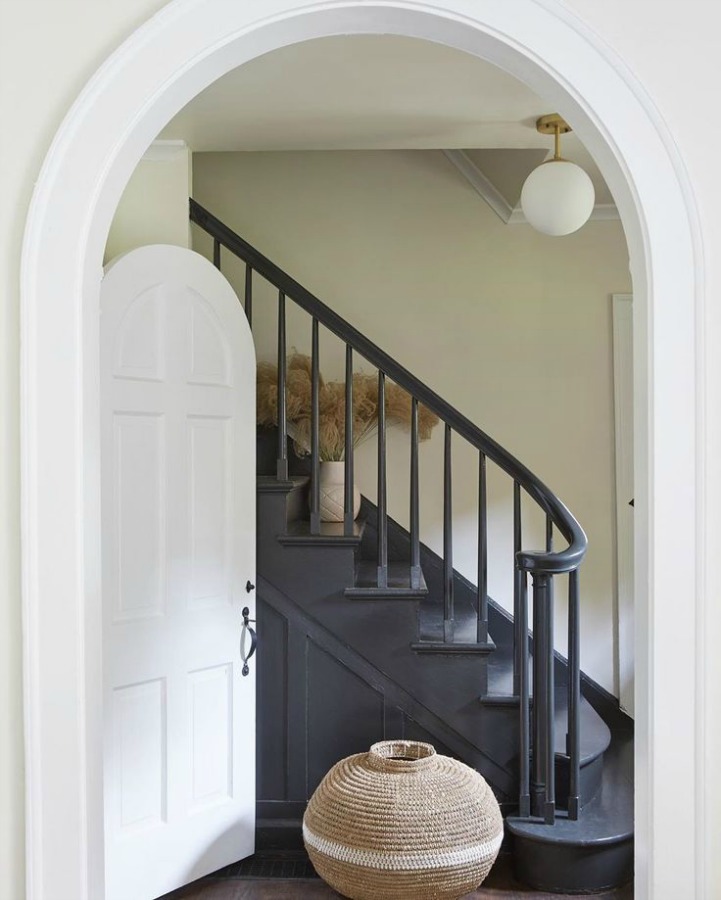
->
[164,854,633,899]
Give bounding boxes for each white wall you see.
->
[0,2,170,896]
[104,141,192,264]
[192,148,631,693]
[2,1,721,896]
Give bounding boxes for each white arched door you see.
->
[100,245,256,900]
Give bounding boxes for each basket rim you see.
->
[367,740,437,772]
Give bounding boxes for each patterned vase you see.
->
[318,460,361,523]
[303,740,503,900]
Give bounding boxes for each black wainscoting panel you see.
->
[256,600,288,801]
[306,640,386,794]
[402,715,456,759]
[257,591,468,822]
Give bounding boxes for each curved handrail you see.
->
[190,199,587,575]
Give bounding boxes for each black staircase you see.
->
[190,199,634,893]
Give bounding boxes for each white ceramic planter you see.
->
[319,460,361,523]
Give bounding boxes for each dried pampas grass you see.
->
[257,353,439,461]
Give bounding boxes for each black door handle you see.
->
[240,606,257,677]
[246,580,255,593]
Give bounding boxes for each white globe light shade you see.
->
[520,160,595,236]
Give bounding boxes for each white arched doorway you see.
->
[21,2,703,899]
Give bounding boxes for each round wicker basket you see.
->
[303,740,503,900]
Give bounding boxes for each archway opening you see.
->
[21,4,700,899]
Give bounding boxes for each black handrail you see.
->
[190,199,587,576]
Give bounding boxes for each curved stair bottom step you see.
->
[507,828,633,894]
[505,734,633,893]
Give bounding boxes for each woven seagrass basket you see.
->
[303,740,503,900]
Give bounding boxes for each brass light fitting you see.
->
[520,112,595,236]
[535,113,572,161]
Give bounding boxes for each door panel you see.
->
[101,245,256,900]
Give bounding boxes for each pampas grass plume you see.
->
[257,353,439,461]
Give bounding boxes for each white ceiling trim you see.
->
[507,203,620,225]
[443,149,514,223]
[444,148,619,226]
[142,139,188,162]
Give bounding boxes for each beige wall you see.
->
[192,149,631,694]
[2,0,721,895]
[104,142,193,264]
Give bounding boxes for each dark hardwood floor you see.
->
[164,854,633,899]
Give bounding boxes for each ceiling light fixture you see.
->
[520,114,595,236]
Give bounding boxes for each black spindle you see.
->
[276,292,288,481]
[544,515,556,823]
[377,372,388,588]
[567,568,581,820]
[519,568,531,817]
[532,571,547,817]
[513,481,522,694]
[410,398,421,589]
[244,264,253,327]
[477,453,488,643]
[443,424,454,643]
[543,572,556,825]
[344,346,354,536]
[213,238,221,269]
[310,319,321,534]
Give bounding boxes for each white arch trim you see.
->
[20,2,705,899]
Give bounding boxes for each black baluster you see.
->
[544,515,556,823]
[477,453,488,643]
[377,371,388,588]
[567,568,581,820]
[310,318,320,534]
[410,398,421,590]
[443,424,454,643]
[244,264,253,327]
[543,571,555,825]
[532,570,547,817]
[344,346,354,536]
[513,481,522,694]
[213,238,221,269]
[519,568,531,817]
[276,291,288,482]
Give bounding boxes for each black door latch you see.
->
[240,606,257,677]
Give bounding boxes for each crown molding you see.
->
[507,202,619,225]
[142,139,189,162]
[444,148,619,226]
[443,149,514,223]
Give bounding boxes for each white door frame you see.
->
[20,2,705,899]
[612,294,634,717]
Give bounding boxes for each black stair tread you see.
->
[506,730,633,845]
[345,561,429,599]
[411,638,496,654]
[278,518,366,546]
[257,475,309,493]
